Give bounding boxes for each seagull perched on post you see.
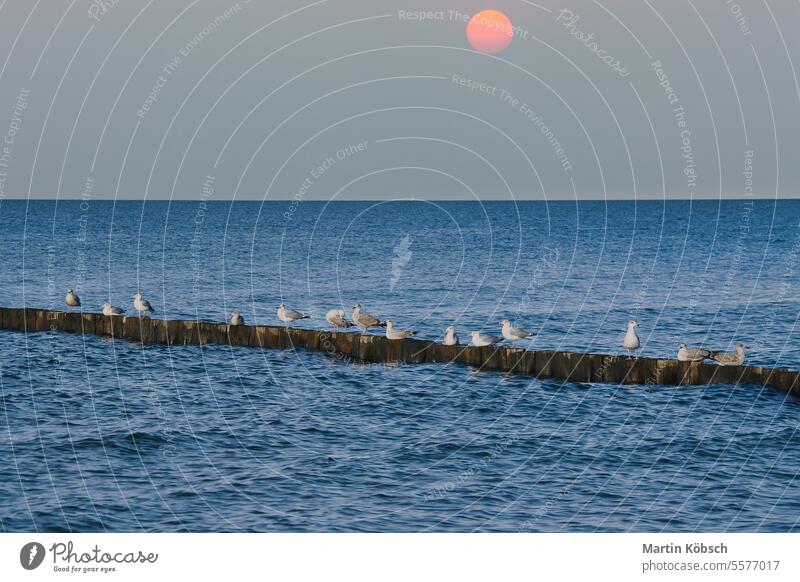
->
[710,343,748,366]
[133,293,155,316]
[65,289,81,307]
[352,304,386,334]
[622,320,640,358]
[468,331,504,347]
[677,343,712,362]
[325,308,353,331]
[385,320,417,340]
[229,310,244,325]
[501,319,535,341]
[102,302,124,316]
[277,304,309,325]
[443,326,459,346]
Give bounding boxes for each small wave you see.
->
[118,430,174,447]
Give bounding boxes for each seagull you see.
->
[133,293,155,316]
[501,319,535,341]
[352,304,386,334]
[65,289,81,307]
[277,304,309,325]
[710,343,748,367]
[325,308,353,331]
[677,343,712,362]
[468,331,504,347]
[622,320,640,358]
[230,310,244,325]
[385,320,417,340]
[443,326,459,346]
[102,302,124,316]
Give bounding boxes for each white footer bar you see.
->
[1,533,796,581]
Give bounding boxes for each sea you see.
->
[0,199,798,532]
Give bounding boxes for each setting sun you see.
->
[466,9,514,54]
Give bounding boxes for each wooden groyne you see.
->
[1,307,798,395]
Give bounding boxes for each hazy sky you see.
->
[0,0,798,200]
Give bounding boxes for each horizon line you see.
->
[1,195,796,202]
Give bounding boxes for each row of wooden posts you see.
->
[0,307,798,396]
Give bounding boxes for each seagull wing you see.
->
[358,313,381,326]
[512,326,534,338]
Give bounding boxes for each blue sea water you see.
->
[0,199,798,532]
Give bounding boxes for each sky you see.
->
[0,0,798,200]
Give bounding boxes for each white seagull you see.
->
[622,320,640,358]
[710,343,748,367]
[102,302,124,316]
[443,326,459,346]
[385,320,417,340]
[468,331,504,347]
[65,289,81,307]
[277,304,309,325]
[677,343,712,362]
[230,310,244,325]
[352,304,386,334]
[133,293,155,316]
[325,308,353,331]
[501,319,535,341]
